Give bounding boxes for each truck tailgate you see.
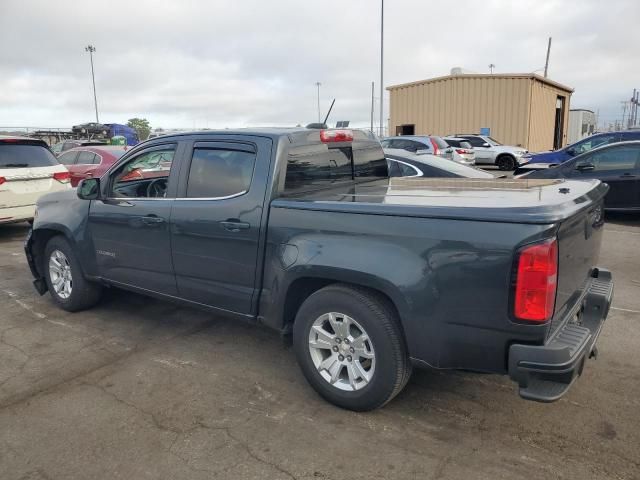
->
[551,197,605,335]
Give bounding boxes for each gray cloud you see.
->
[1,0,639,130]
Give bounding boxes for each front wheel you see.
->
[497,155,516,171]
[44,236,102,312]
[293,284,411,411]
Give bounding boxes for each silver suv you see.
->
[446,134,528,170]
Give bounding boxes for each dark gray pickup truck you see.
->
[25,128,613,410]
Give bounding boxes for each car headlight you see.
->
[514,150,527,156]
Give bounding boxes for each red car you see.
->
[56,146,128,187]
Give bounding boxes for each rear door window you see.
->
[461,136,485,147]
[57,151,79,166]
[77,151,97,165]
[588,146,640,171]
[0,144,59,168]
[186,148,256,198]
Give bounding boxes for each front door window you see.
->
[108,145,176,198]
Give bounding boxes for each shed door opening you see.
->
[553,96,566,150]
[396,124,415,136]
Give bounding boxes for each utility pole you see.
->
[630,89,639,127]
[370,81,375,134]
[379,0,384,138]
[488,63,495,74]
[544,37,552,78]
[85,45,99,123]
[621,101,629,128]
[315,82,321,123]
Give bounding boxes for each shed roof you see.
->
[387,73,574,94]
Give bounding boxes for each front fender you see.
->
[29,190,97,278]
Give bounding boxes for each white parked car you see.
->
[446,134,528,171]
[443,137,476,165]
[0,136,71,224]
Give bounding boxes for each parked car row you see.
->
[382,133,528,171]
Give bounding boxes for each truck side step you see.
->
[518,376,576,402]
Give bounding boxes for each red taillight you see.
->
[52,171,71,183]
[0,138,19,143]
[430,138,440,155]
[513,238,558,323]
[0,176,6,186]
[320,129,353,143]
[455,149,467,154]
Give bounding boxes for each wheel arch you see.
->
[272,269,410,339]
[29,226,76,277]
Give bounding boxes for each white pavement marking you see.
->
[2,290,46,319]
[611,306,640,314]
[605,229,640,235]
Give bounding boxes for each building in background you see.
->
[387,72,573,152]
[567,109,596,144]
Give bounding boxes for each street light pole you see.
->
[315,82,321,123]
[85,45,99,123]
[379,0,384,137]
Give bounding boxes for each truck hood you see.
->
[277,178,608,225]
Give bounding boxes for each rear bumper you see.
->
[0,204,35,223]
[508,268,613,402]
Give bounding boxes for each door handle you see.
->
[620,173,636,178]
[220,220,250,232]
[141,215,165,225]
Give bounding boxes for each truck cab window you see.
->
[110,146,175,198]
[186,148,256,198]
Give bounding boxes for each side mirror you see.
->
[567,148,576,156]
[575,162,595,172]
[482,142,491,148]
[77,177,101,200]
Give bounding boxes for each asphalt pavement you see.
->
[0,214,639,480]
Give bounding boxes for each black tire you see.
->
[497,155,516,171]
[293,284,411,411]
[43,235,102,312]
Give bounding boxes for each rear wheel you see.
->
[44,236,102,312]
[497,155,516,171]
[293,284,411,411]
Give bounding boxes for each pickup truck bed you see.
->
[25,128,613,410]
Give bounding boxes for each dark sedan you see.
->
[384,148,495,179]
[521,141,640,211]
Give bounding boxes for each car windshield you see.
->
[487,136,502,146]
[571,136,612,154]
[0,144,58,168]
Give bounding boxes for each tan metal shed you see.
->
[387,74,573,152]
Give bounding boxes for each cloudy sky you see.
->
[1,0,638,132]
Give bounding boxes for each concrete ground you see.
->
[0,216,639,480]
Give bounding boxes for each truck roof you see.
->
[142,128,378,145]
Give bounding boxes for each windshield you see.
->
[0,144,58,168]
[570,135,614,155]
[487,136,502,146]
